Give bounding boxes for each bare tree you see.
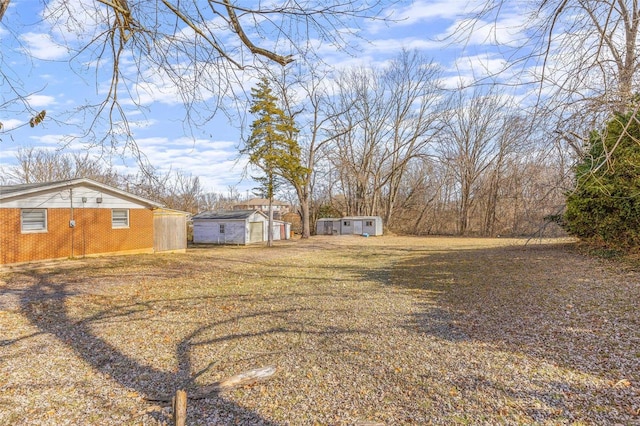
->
[0,0,8,21]
[436,86,508,235]
[327,50,444,224]
[2,147,119,185]
[198,186,242,211]
[457,1,640,157]
[269,65,356,238]
[330,65,387,216]
[374,50,444,225]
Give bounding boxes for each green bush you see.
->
[564,110,640,250]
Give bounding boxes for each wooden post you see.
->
[173,389,187,426]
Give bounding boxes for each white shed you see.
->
[340,216,384,236]
[192,210,268,245]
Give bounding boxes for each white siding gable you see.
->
[0,184,151,209]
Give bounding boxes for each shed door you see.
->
[323,222,333,235]
[249,221,264,243]
[354,220,363,235]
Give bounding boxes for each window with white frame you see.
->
[343,220,350,226]
[112,209,129,228]
[365,220,373,227]
[21,209,47,233]
[219,224,225,234]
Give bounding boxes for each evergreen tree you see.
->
[241,77,306,246]
[564,109,640,250]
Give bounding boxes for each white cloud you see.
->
[19,33,69,60]
[27,134,69,146]
[26,94,57,108]
[132,136,245,191]
[386,0,473,26]
[43,0,108,43]
[0,119,25,132]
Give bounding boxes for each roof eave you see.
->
[0,178,164,208]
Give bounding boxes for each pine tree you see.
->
[564,109,640,251]
[241,77,306,246]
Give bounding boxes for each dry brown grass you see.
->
[0,236,638,425]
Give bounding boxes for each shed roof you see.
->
[192,209,267,220]
[0,178,163,208]
[342,216,383,220]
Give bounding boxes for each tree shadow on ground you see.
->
[6,267,365,425]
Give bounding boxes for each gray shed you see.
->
[192,210,268,245]
[316,218,341,235]
[340,216,384,236]
[316,216,383,236]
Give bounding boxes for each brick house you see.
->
[0,178,165,266]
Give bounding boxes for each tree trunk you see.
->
[300,193,311,238]
[268,196,273,247]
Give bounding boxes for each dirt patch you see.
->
[0,236,638,425]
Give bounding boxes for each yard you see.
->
[0,236,638,425]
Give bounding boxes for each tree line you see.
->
[1,50,571,239]
[254,51,571,238]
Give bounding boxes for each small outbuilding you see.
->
[340,216,383,236]
[192,210,291,244]
[316,216,383,236]
[153,208,189,253]
[192,210,269,245]
[271,219,292,241]
[316,218,341,235]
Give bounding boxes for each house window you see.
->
[21,209,47,233]
[112,209,129,228]
[365,220,373,227]
[343,220,350,226]
[219,224,225,234]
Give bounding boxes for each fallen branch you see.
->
[145,366,277,403]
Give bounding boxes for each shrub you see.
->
[564,109,640,251]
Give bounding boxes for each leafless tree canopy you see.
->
[1,0,392,151]
[455,1,640,148]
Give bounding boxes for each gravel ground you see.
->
[0,236,638,425]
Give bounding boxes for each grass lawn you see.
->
[1,236,638,425]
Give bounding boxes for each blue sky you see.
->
[0,0,526,193]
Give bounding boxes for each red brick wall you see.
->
[0,208,154,265]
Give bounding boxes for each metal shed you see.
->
[316,218,341,235]
[316,216,383,236]
[340,216,383,236]
[192,210,268,245]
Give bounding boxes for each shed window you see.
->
[219,224,225,234]
[343,220,350,226]
[21,209,47,233]
[112,209,129,228]
[365,220,373,227]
